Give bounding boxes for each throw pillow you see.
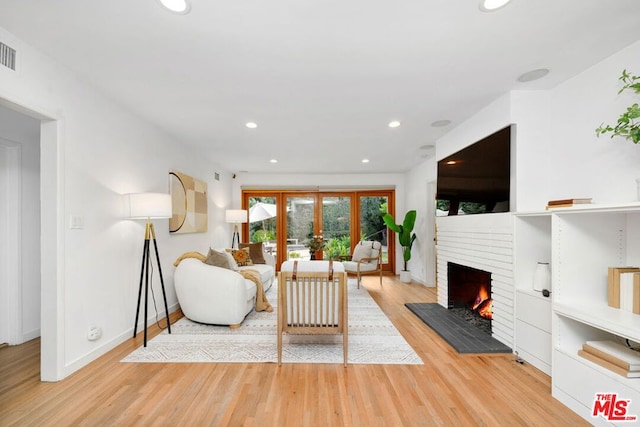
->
[224,250,239,271]
[226,247,253,267]
[204,249,232,270]
[239,242,266,264]
[352,243,373,262]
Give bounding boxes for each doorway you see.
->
[0,106,41,346]
[0,98,60,381]
[0,140,20,346]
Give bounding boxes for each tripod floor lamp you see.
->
[226,209,247,249]
[124,192,173,347]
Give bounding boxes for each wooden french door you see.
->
[242,190,395,272]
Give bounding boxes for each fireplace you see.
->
[447,262,493,321]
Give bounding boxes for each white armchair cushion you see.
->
[351,244,372,262]
[281,260,345,273]
[343,261,378,272]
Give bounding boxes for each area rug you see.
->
[122,280,423,365]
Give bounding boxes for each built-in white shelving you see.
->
[550,204,640,425]
[513,204,640,425]
[513,211,553,375]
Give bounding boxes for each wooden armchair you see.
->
[278,260,348,367]
[341,240,383,288]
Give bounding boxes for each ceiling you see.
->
[1,0,640,174]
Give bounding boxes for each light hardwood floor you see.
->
[0,276,587,426]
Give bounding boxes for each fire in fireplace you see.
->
[447,262,493,320]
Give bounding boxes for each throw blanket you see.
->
[173,251,206,266]
[239,269,273,312]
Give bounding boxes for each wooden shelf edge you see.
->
[555,302,640,343]
[549,202,640,214]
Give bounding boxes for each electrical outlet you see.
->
[69,215,84,229]
[87,326,102,341]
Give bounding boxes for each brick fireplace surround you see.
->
[435,212,514,349]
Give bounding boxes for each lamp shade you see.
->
[225,209,248,224]
[124,193,172,219]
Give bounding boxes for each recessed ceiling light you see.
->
[158,0,191,14]
[479,0,511,12]
[270,159,278,163]
[362,159,370,163]
[388,121,401,128]
[446,160,457,165]
[517,68,550,83]
[246,122,258,129]
[431,120,451,128]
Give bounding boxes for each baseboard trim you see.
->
[61,303,180,380]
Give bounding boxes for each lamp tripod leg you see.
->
[149,223,171,334]
[133,235,149,339]
[143,237,150,346]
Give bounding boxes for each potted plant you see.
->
[382,210,417,283]
[305,235,325,260]
[595,69,640,144]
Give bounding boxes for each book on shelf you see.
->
[545,198,592,209]
[608,267,640,309]
[583,340,640,371]
[578,350,640,378]
[619,272,640,314]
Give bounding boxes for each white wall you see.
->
[403,157,437,285]
[0,26,232,379]
[0,103,41,343]
[543,40,640,206]
[511,41,640,211]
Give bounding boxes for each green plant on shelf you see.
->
[596,69,640,144]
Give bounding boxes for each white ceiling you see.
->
[1,0,640,174]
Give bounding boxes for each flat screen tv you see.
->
[436,125,512,216]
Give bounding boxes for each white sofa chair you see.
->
[174,249,275,328]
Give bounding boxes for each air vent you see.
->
[0,42,16,71]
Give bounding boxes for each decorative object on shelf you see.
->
[595,69,640,144]
[123,192,173,347]
[382,210,417,283]
[226,209,248,249]
[305,235,325,260]
[169,170,208,234]
[532,262,551,293]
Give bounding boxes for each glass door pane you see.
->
[359,195,390,269]
[322,196,351,260]
[247,196,278,258]
[285,195,316,261]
